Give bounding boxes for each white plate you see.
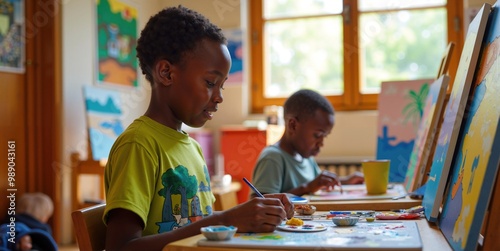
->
[375,212,401,220]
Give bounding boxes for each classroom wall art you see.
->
[0,0,24,73]
[96,0,138,87]
[376,79,434,183]
[423,2,491,226]
[438,3,500,251]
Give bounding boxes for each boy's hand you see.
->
[340,171,364,185]
[263,193,294,219]
[222,196,292,233]
[307,170,342,193]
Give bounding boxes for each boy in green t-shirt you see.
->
[103,6,293,251]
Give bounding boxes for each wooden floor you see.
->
[59,244,79,251]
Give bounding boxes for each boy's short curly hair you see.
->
[136,6,227,83]
[284,89,335,121]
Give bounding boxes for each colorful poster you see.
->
[376,79,433,183]
[403,75,449,192]
[223,28,243,85]
[423,3,491,225]
[83,85,125,161]
[438,3,500,251]
[96,0,138,87]
[0,0,24,73]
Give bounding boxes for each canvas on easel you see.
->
[421,3,492,224]
[403,75,449,192]
[376,79,434,183]
[436,42,455,79]
[83,85,125,161]
[437,3,500,251]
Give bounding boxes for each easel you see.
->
[424,40,500,248]
[71,142,106,211]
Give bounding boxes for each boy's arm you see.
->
[106,198,291,251]
[340,171,364,185]
[284,184,310,196]
[105,208,225,251]
[291,171,343,196]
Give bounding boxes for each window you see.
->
[249,0,463,112]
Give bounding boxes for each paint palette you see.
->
[198,221,423,250]
[277,222,327,232]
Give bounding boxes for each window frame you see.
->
[249,0,463,113]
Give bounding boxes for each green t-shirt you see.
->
[251,144,321,195]
[104,116,215,235]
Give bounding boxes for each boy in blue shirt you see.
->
[252,89,364,197]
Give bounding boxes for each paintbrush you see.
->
[243,177,264,198]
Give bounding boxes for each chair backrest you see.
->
[72,203,107,251]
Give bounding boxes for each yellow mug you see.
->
[362,160,390,195]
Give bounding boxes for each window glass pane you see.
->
[359,8,446,93]
[264,0,342,19]
[264,17,343,98]
[359,0,446,12]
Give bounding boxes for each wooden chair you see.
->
[72,203,107,251]
[212,181,241,211]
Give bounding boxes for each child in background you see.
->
[16,193,54,235]
[0,193,57,251]
[103,6,293,251]
[251,89,364,197]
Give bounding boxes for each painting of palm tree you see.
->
[402,83,430,129]
[377,79,434,183]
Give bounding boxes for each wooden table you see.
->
[309,196,422,211]
[163,215,451,251]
